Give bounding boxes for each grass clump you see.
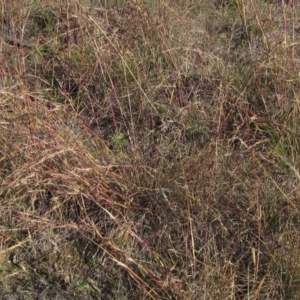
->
[1,0,300,299]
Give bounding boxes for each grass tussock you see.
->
[1,0,300,299]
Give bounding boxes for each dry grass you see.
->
[1,0,300,299]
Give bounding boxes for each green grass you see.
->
[1,0,300,299]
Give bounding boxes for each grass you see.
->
[1,0,300,299]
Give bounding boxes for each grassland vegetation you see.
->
[1,0,300,299]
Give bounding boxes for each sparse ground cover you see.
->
[1,0,300,299]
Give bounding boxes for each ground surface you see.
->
[1,1,300,299]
